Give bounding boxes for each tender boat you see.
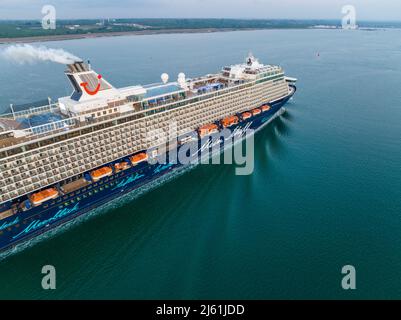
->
[114,162,130,171]
[251,108,262,116]
[221,115,239,128]
[261,105,271,112]
[90,167,113,182]
[242,112,252,120]
[198,124,219,138]
[31,188,59,206]
[130,152,148,165]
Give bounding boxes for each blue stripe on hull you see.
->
[0,92,294,254]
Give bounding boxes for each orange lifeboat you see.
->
[31,188,59,206]
[91,166,113,182]
[251,108,262,116]
[221,116,239,128]
[242,112,252,120]
[130,152,148,165]
[198,124,219,138]
[261,105,271,112]
[114,162,129,171]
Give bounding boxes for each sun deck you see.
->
[143,83,184,99]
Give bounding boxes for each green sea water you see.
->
[0,29,400,299]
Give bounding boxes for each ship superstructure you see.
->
[0,55,296,252]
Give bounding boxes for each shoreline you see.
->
[0,26,389,45]
[0,28,260,44]
[0,28,268,44]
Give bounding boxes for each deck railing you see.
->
[0,103,59,119]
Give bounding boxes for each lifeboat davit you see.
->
[198,124,219,138]
[242,112,252,120]
[221,115,239,128]
[114,162,129,171]
[261,105,271,112]
[130,152,148,165]
[251,108,262,116]
[91,166,113,182]
[31,188,59,206]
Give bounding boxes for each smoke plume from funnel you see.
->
[1,44,81,65]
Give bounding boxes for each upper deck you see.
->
[0,56,284,158]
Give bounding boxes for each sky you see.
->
[0,0,401,21]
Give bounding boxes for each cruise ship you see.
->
[0,55,296,254]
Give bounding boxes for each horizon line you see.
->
[0,17,401,23]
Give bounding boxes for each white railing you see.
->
[20,117,78,137]
[0,103,59,119]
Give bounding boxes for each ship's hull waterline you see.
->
[0,91,294,255]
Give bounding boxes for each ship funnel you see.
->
[64,60,115,101]
[66,61,90,73]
